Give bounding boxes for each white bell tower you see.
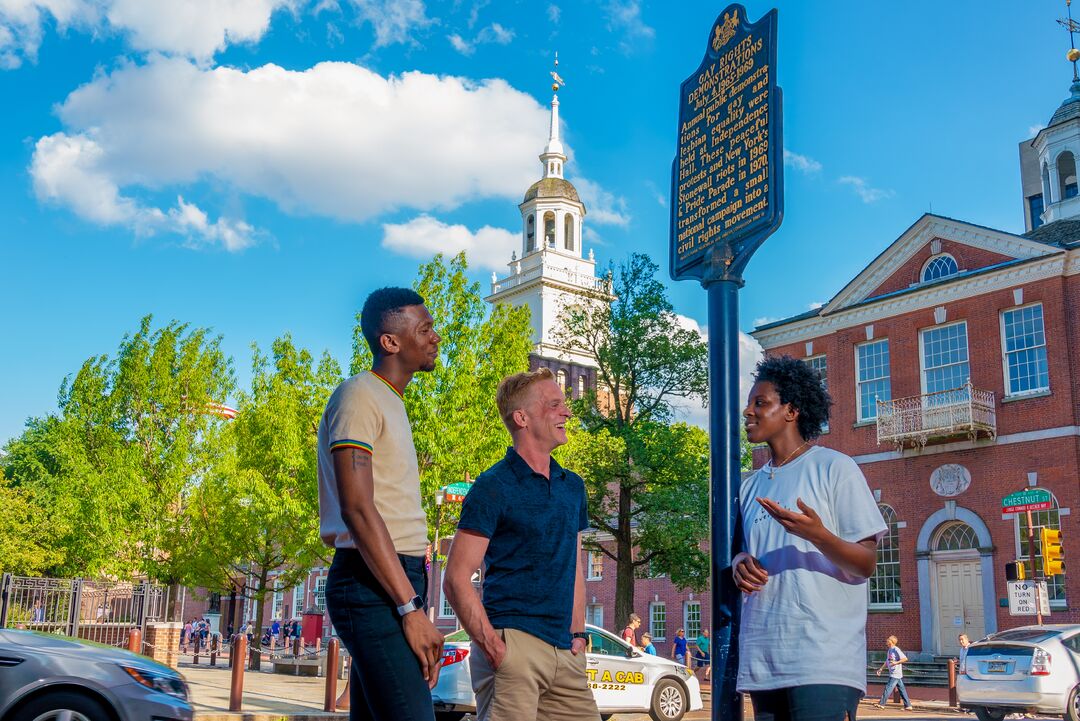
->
[486,58,613,390]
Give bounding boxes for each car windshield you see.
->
[445,629,470,643]
[986,629,1060,644]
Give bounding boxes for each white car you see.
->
[432,623,703,721]
[957,624,1080,721]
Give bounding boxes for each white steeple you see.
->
[541,94,566,179]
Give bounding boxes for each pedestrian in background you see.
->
[694,628,711,680]
[875,635,913,710]
[641,633,657,655]
[733,356,887,721]
[957,633,970,670]
[621,613,641,647]
[671,628,688,666]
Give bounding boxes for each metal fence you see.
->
[0,574,168,647]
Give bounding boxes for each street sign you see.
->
[670,4,783,282]
[1008,581,1051,616]
[442,481,472,503]
[1002,488,1053,513]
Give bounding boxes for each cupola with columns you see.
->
[486,58,614,388]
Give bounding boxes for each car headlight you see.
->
[680,665,695,679]
[119,665,189,702]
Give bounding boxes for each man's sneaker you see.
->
[875,704,886,709]
[904,707,914,711]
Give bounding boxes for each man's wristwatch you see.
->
[396,595,424,617]
[572,632,589,641]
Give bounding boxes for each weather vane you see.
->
[1057,0,1080,81]
[550,51,565,92]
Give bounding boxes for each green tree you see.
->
[553,253,712,628]
[178,336,341,645]
[2,317,234,585]
[351,252,533,539]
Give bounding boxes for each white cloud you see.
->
[669,316,763,429]
[808,300,824,310]
[753,316,780,328]
[381,215,516,271]
[29,58,560,245]
[604,0,653,51]
[783,148,822,175]
[348,0,431,48]
[547,4,560,23]
[31,132,256,250]
[0,0,293,66]
[447,21,513,55]
[838,175,895,204]
[573,176,630,226]
[1029,123,1046,137]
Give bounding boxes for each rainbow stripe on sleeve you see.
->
[330,439,373,455]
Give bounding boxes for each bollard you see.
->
[127,628,142,655]
[315,636,322,653]
[948,658,958,707]
[293,636,302,657]
[249,645,261,671]
[210,634,219,667]
[230,635,246,712]
[193,637,200,665]
[323,638,340,712]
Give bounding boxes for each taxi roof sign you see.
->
[1002,488,1053,514]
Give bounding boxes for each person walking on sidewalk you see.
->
[444,367,600,721]
[733,356,888,721]
[671,628,689,666]
[622,613,642,648]
[318,287,445,721]
[875,635,913,710]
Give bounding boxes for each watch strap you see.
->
[396,595,424,617]
[572,632,589,640]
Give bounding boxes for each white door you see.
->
[935,558,985,656]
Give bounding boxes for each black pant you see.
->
[750,684,862,721]
[326,548,434,721]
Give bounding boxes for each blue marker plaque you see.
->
[670,5,783,282]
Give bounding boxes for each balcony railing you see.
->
[876,382,996,449]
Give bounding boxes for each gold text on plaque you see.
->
[712,10,739,52]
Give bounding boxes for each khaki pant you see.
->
[470,628,601,721]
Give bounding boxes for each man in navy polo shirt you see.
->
[444,367,599,721]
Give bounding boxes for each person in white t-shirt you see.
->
[875,635,913,710]
[733,355,887,721]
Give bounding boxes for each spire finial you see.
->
[550,51,565,93]
[1058,0,1080,82]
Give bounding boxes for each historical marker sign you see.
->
[1002,488,1053,514]
[670,4,783,282]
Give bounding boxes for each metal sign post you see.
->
[1002,488,1053,626]
[670,6,783,719]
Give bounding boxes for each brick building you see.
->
[751,77,1080,658]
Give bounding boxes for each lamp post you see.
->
[429,489,446,620]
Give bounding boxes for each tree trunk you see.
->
[614,483,635,631]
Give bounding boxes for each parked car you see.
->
[957,624,1080,721]
[432,623,703,721]
[0,628,192,721]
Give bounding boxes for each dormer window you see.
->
[922,254,958,283]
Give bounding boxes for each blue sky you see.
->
[0,0,1074,444]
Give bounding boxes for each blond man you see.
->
[444,368,599,721]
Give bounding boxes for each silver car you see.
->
[957,624,1080,721]
[432,623,702,721]
[0,629,193,721]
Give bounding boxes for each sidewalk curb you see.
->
[195,714,348,721]
[861,698,965,714]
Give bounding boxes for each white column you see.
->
[1049,163,1061,204]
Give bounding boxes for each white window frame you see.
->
[855,339,891,422]
[1000,303,1050,398]
[868,504,902,611]
[292,583,305,616]
[271,579,284,619]
[440,590,456,618]
[587,551,603,581]
[921,253,959,283]
[919,320,969,396]
[649,602,667,642]
[586,603,604,628]
[684,601,701,639]
[804,354,829,433]
[314,577,327,612]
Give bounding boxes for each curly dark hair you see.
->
[753,355,832,441]
[360,287,425,358]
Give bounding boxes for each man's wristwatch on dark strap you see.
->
[396,595,424,617]
[572,632,589,641]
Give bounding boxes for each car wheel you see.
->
[434,714,465,721]
[11,692,111,721]
[1066,685,1080,721]
[973,706,1007,721]
[649,678,687,721]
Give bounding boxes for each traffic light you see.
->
[1005,560,1026,581]
[1040,528,1065,577]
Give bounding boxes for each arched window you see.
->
[544,211,556,247]
[1058,151,1078,199]
[576,374,586,398]
[933,521,979,551]
[869,504,901,608]
[922,254,958,282]
[564,214,575,251]
[556,369,567,390]
[1017,492,1067,603]
[526,215,535,252]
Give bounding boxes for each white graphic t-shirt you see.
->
[737,446,887,693]
[887,646,906,679]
